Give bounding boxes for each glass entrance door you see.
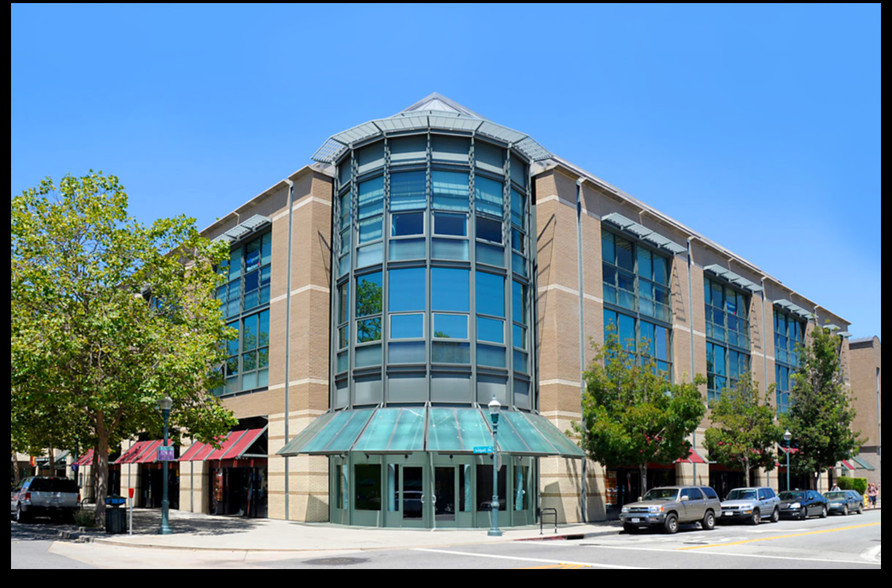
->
[401,466,424,525]
[434,466,456,522]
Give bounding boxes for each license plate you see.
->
[631,517,640,523]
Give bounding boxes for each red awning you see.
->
[135,440,164,463]
[675,448,707,464]
[779,446,799,454]
[115,441,150,464]
[75,449,94,466]
[179,428,266,462]
[840,460,855,471]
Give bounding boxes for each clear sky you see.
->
[11,4,880,340]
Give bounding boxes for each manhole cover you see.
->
[305,557,368,566]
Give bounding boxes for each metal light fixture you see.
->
[783,429,792,492]
[488,396,502,537]
[157,396,173,535]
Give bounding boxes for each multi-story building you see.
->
[80,93,867,527]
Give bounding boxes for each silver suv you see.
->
[720,486,780,525]
[620,485,721,534]
[11,476,80,523]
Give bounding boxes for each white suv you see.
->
[11,477,80,523]
[720,486,780,525]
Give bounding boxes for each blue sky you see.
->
[11,4,880,340]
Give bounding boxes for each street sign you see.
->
[473,446,493,454]
[157,445,175,461]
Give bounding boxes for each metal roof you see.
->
[311,92,553,165]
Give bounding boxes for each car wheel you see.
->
[701,510,716,531]
[770,508,780,523]
[749,509,761,525]
[820,505,828,518]
[799,506,807,519]
[857,503,863,515]
[663,513,678,534]
[842,504,849,516]
[15,504,28,524]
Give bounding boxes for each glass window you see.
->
[390,171,426,211]
[477,316,504,343]
[476,215,501,243]
[475,176,503,217]
[390,314,424,339]
[432,170,469,211]
[433,314,468,339]
[356,272,382,317]
[432,268,469,312]
[388,267,425,312]
[358,176,385,218]
[392,211,424,237]
[476,271,505,318]
[433,212,466,236]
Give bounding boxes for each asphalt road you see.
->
[11,508,881,569]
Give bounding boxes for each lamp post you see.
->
[488,396,502,537]
[783,429,792,492]
[158,396,173,535]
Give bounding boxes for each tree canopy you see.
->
[11,171,237,523]
[781,324,862,487]
[703,373,782,486]
[576,326,706,493]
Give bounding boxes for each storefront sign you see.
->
[157,445,175,461]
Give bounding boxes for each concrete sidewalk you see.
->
[67,506,622,552]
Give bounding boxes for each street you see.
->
[11,509,880,569]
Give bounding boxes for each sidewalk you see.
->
[66,506,623,552]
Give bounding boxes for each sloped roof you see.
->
[312,92,552,164]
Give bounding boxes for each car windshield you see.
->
[641,488,679,501]
[779,491,804,500]
[824,492,846,499]
[726,489,757,500]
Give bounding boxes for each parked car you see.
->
[619,485,721,534]
[720,486,781,524]
[823,490,864,516]
[777,489,827,519]
[11,476,80,523]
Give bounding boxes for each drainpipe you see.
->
[687,236,697,483]
[576,177,587,522]
[283,178,294,520]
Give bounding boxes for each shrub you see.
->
[837,476,867,496]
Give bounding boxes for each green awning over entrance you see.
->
[277,405,584,459]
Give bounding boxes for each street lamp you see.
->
[157,396,173,535]
[783,429,792,492]
[488,395,502,537]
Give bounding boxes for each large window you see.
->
[774,309,804,413]
[704,277,750,403]
[601,230,672,378]
[332,135,532,406]
[215,231,271,395]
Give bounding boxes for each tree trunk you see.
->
[639,464,649,496]
[92,416,110,527]
[11,450,21,487]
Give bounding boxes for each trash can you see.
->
[105,495,126,534]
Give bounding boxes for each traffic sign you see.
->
[473,446,493,454]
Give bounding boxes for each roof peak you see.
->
[395,92,485,119]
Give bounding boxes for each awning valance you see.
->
[277,406,584,459]
[179,428,267,462]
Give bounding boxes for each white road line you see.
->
[412,547,646,569]
[579,543,881,566]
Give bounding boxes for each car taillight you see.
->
[77,492,81,503]
[24,492,31,502]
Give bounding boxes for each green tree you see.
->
[781,324,862,489]
[703,373,783,487]
[11,171,237,525]
[575,326,706,494]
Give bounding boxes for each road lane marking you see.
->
[413,547,645,569]
[677,521,881,550]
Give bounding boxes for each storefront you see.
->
[179,427,268,518]
[278,404,583,528]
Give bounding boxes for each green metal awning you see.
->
[277,405,584,459]
[850,456,875,470]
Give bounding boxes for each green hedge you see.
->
[837,476,867,496]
